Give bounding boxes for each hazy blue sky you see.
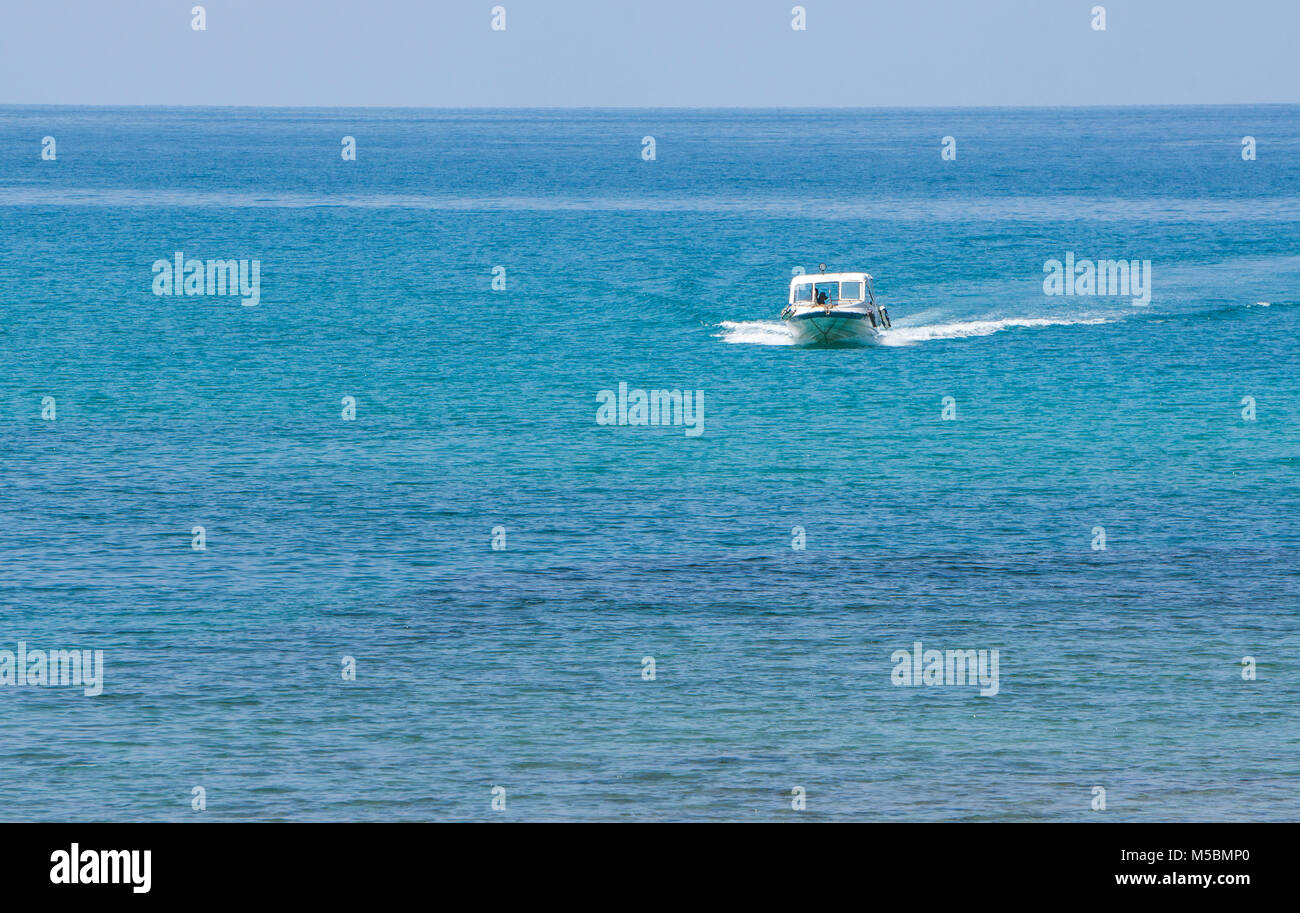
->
[2,0,1297,107]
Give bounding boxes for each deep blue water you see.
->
[1,106,1297,821]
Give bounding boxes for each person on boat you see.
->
[815,288,829,305]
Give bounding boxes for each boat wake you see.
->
[715,315,1114,347]
[714,320,795,346]
[878,315,1113,346]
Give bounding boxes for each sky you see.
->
[1,0,1297,107]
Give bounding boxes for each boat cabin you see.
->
[789,271,875,307]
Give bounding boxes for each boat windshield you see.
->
[792,276,870,305]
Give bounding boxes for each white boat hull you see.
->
[783,310,883,346]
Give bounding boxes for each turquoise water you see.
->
[1,106,1297,821]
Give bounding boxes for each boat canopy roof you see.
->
[790,271,872,288]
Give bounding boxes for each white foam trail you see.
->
[715,319,795,346]
[716,315,1113,347]
[878,316,1112,346]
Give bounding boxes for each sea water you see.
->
[0,106,1297,820]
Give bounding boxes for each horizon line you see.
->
[4,102,1299,111]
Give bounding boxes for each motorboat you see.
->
[781,267,891,346]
